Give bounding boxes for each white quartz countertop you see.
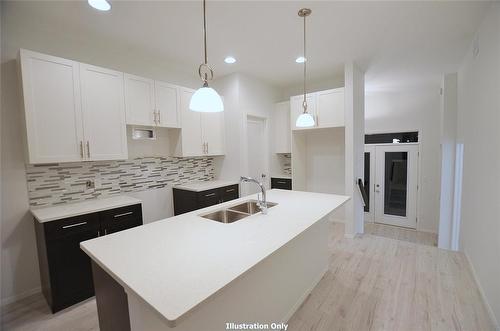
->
[31,195,142,223]
[173,180,240,192]
[80,190,349,327]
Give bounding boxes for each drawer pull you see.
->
[205,193,216,197]
[114,211,133,218]
[62,222,87,229]
[277,181,287,184]
[226,188,235,192]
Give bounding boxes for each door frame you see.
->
[243,114,270,195]
[364,142,421,229]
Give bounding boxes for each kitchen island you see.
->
[81,189,349,331]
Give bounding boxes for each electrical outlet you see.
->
[85,180,95,191]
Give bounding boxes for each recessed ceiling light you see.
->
[295,56,306,63]
[224,56,236,64]
[88,0,111,11]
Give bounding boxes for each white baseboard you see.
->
[1,286,41,307]
[282,266,328,323]
[464,252,499,330]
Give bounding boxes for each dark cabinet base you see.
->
[92,261,131,331]
[271,177,292,190]
[173,184,239,215]
[34,203,142,313]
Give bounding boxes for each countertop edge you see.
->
[31,196,142,223]
[81,192,350,327]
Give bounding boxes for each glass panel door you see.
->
[384,152,408,217]
[364,145,376,222]
[374,145,418,229]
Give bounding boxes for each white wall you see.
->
[280,75,344,101]
[457,3,500,326]
[365,85,441,234]
[0,1,199,303]
[213,73,281,194]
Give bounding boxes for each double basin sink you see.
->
[200,199,278,224]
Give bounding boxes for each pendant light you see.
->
[189,0,224,113]
[295,8,315,128]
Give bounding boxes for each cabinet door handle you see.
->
[153,111,157,124]
[205,193,216,197]
[86,141,91,159]
[79,141,84,158]
[104,229,107,235]
[206,142,209,154]
[62,221,87,229]
[114,211,133,218]
[158,110,161,124]
[226,188,235,192]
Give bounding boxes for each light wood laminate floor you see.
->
[2,223,494,331]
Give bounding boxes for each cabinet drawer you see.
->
[219,184,239,202]
[45,213,100,240]
[197,189,220,208]
[271,178,292,190]
[100,204,143,235]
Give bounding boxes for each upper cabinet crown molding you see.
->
[290,87,345,130]
[124,74,181,128]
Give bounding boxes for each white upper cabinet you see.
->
[19,49,128,164]
[316,88,344,128]
[19,49,84,164]
[80,64,128,161]
[155,81,180,128]
[176,88,203,156]
[290,87,344,130]
[171,87,225,157]
[124,75,181,128]
[202,111,225,156]
[124,74,155,126]
[290,94,317,130]
[273,101,291,153]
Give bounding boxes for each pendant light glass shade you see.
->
[190,0,224,113]
[189,84,224,113]
[296,112,315,127]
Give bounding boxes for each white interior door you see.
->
[245,116,267,196]
[364,145,376,222]
[374,145,418,228]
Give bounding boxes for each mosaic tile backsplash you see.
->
[26,157,215,207]
[280,154,292,176]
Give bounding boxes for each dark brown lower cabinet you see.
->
[271,177,292,190]
[34,203,142,313]
[173,184,239,215]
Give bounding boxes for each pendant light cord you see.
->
[198,0,213,85]
[302,14,307,113]
[203,0,207,65]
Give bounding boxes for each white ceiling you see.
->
[18,1,491,89]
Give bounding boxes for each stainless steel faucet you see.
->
[240,176,267,214]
